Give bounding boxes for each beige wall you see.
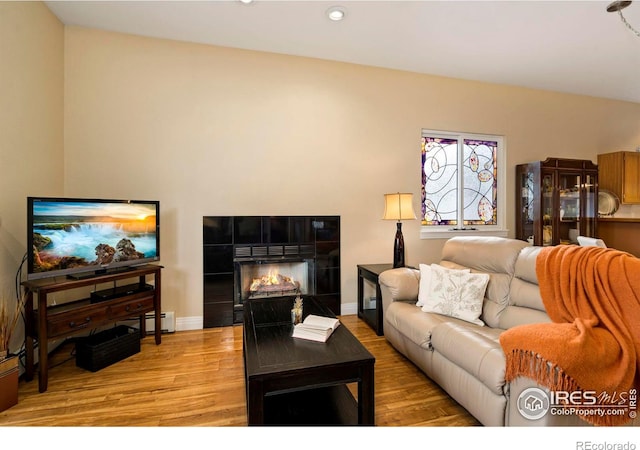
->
[60,26,640,321]
[0,3,63,308]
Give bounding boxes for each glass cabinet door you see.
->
[542,172,554,245]
[519,171,535,243]
[558,172,581,244]
[582,173,597,238]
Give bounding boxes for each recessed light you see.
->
[327,6,346,21]
[239,0,254,5]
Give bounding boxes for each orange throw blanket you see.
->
[499,245,640,426]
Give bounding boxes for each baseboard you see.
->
[340,302,357,316]
[145,311,175,333]
[176,316,202,331]
[175,302,356,332]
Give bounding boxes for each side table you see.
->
[357,264,394,336]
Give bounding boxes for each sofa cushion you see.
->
[510,246,545,311]
[422,264,489,326]
[499,245,551,329]
[440,236,530,328]
[431,321,506,396]
[385,301,453,350]
[440,236,528,275]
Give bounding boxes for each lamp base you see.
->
[393,222,405,268]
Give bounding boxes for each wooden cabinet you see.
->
[597,218,640,257]
[22,264,162,392]
[598,151,640,204]
[516,158,598,246]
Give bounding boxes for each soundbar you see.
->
[90,283,154,303]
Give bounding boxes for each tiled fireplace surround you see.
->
[203,216,341,327]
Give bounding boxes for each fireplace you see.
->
[203,216,340,327]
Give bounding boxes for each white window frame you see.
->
[420,129,508,239]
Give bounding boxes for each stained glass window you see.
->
[421,130,504,234]
[422,137,459,225]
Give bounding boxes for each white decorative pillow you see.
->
[416,264,469,307]
[421,263,489,326]
[416,264,432,307]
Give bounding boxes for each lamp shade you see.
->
[382,193,417,221]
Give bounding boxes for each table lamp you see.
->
[382,192,417,268]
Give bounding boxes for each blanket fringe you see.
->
[505,348,580,392]
[505,349,633,426]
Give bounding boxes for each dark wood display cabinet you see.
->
[516,158,598,246]
[22,264,162,393]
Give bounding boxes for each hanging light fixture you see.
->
[607,1,640,37]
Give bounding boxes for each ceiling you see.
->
[44,0,640,104]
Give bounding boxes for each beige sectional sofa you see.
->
[379,236,632,426]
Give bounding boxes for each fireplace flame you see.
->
[249,270,299,293]
[265,271,282,286]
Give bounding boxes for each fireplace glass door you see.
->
[236,259,314,303]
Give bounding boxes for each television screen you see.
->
[27,197,160,280]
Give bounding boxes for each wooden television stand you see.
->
[22,264,163,393]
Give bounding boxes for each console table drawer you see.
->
[48,308,110,338]
[108,295,154,319]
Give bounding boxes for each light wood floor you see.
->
[0,314,479,427]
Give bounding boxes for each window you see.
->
[420,129,507,239]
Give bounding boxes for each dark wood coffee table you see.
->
[243,295,375,425]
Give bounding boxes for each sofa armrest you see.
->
[379,267,420,316]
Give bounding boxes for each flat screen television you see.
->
[27,197,160,280]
